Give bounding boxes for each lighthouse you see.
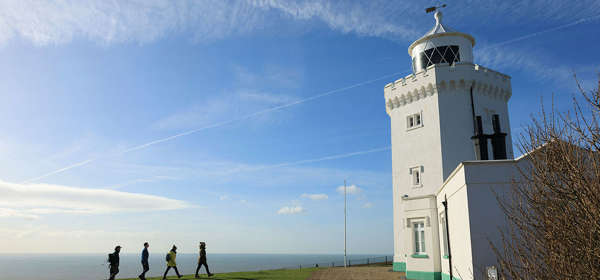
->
[385,8,515,279]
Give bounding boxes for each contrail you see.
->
[23,159,94,183]
[23,14,600,183]
[221,146,392,175]
[479,13,600,51]
[22,72,404,183]
[266,146,391,168]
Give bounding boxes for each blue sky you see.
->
[0,0,598,254]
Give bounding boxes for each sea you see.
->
[0,253,392,280]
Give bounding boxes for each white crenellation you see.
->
[385,63,511,115]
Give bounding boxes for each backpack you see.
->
[107,253,116,265]
[166,253,171,262]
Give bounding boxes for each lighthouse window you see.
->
[420,45,460,68]
[407,112,423,130]
[413,221,426,254]
[410,166,422,186]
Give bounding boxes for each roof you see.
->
[424,11,456,36]
[407,11,475,55]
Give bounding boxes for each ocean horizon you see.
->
[0,253,392,280]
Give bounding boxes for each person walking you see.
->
[162,245,182,279]
[107,245,121,280]
[195,242,214,278]
[139,242,150,280]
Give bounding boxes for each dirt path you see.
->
[308,266,406,280]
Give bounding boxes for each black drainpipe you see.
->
[442,195,453,280]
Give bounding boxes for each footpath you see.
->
[308,266,406,280]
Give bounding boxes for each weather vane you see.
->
[425,4,446,13]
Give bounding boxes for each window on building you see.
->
[410,166,422,186]
[413,221,426,254]
[414,170,421,185]
[441,213,449,257]
[407,112,423,129]
[420,45,460,69]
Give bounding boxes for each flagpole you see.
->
[344,179,347,268]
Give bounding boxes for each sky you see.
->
[0,0,598,255]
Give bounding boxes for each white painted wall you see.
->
[385,10,514,277]
[436,64,514,180]
[464,161,522,278]
[436,165,473,279]
[403,196,442,274]
[436,159,528,280]
[387,70,444,265]
[385,63,513,272]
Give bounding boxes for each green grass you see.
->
[119,268,321,280]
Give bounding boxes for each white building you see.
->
[385,10,524,280]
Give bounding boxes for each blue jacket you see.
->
[141,248,149,263]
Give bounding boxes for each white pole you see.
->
[344,179,347,268]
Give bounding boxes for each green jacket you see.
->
[167,251,177,267]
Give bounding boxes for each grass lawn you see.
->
[119,268,321,280]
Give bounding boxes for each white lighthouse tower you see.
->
[385,8,513,279]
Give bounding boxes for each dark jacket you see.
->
[199,248,207,263]
[141,248,149,264]
[109,252,120,267]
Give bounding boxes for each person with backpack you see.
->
[139,242,150,280]
[162,245,182,279]
[107,245,121,280]
[195,242,214,278]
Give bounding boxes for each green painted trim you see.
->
[442,272,461,280]
[411,253,429,258]
[406,270,441,280]
[393,262,406,272]
[442,255,449,259]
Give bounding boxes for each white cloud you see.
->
[252,0,420,40]
[105,175,177,189]
[301,193,328,200]
[0,0,599,47]
[239,90,298,105]
[475,46,598,86]
[219,195,230,201]
[452,0,600,25]
[277,205,304,215]
[362,202,373,208]
[0,0,420,46]
[152,97,231,130]
[0,208,39,220]
[153,88,298,131]
[0,179,192,219]
[336,184,361,195]
[233,64,303,89]
[239,199,251,207]
[475,47,564,81]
